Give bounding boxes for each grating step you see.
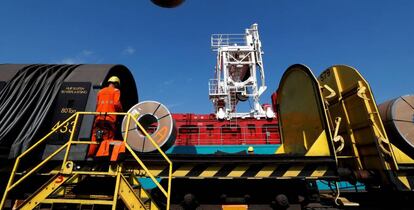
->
[37,203,53,210]
[79,204,95,210]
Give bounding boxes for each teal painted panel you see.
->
[166,144,279,155]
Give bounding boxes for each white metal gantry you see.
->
[209,23,275,120]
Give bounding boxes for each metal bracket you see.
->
[334,181,341,206]
[371,120,392,156]
[378,136,392,156]
[333,117,345,153]
[323,84,336,99]
[62,161,74,174]
[357,86,370,101]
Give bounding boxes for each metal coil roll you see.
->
[122,101,176,153]
[378,95,414,156]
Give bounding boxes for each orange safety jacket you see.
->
[95,86,122,122]
[88,85,122,158]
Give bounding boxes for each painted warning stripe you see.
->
[298,164,318,177]
[199,165,222,177]
[270,164,290,177]
[146,163,335,179]
[255,165,278,178]
[145,165,165,176]
[227,165,250,177]
[157,164,180,177]
[214,164,236,177]
[242,164,264,177]
[398,176,411,189]
[283,165,304,177]
[396,175,414,190]
[172,165,195,177]
[407,176,414,190]
[310,166,328,177]
[187,164,210,177]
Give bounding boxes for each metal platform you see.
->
[1,112,172,210]
[124,154,338,180]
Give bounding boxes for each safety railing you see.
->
[1,112,173,210]
[208,80,254,96]
[211,34,246,50]
[208,79,226,96]
[0,113,77,209]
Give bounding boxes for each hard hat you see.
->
[248,146,254,153]
[108,76,120,86]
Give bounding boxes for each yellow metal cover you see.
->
[318,65,398,184]
[277,64,334,157]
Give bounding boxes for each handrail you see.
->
[9,142,69,191]
[130,113,173,208]
[1,111,173,210]
[67,111,172,209]
[0,113,77,209]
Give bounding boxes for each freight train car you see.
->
[2,24,414,210]
[3,63,414,210]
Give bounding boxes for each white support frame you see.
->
[209,24,274,120]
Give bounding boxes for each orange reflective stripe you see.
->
[96,140,110,157]
[110,141,126,162]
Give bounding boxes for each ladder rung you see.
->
[337,156,357,159]
[42,198,113,205]
[72,171,117,176]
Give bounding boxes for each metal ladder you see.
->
[1,112,173,210]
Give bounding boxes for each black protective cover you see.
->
[0,64,138,159]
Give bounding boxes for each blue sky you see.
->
[1,1,413,113]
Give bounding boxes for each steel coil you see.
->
[378,95,414,156]
[122,101,176,153]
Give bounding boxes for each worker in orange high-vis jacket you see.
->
[88,76,123,158]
